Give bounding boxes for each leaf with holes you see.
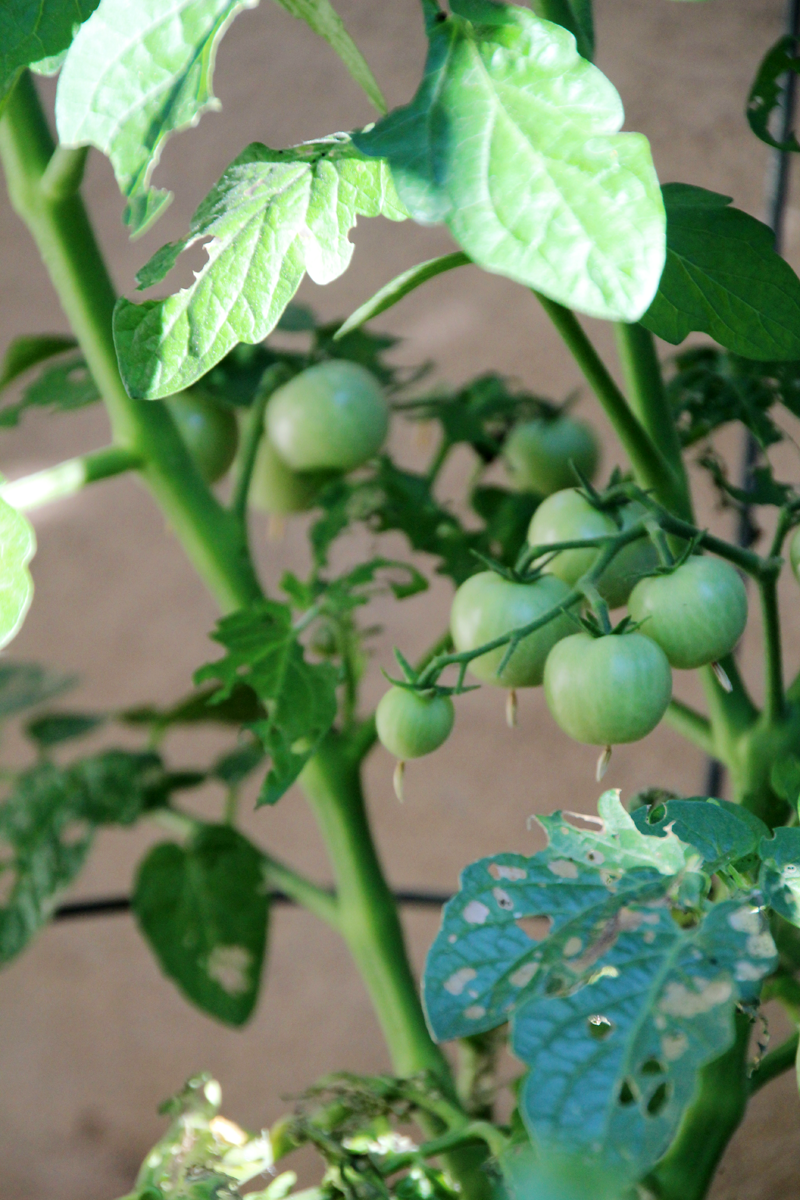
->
[134,824,269,1025]
[56,0,259,236]
[0,353,100,428]
[355,0,665,322]
[746,35,800,153]
[0,495,35,651]
[423,792,695,1044]
[113,135,406,397]
[759,828,800,927]
[632,798,768,875]
[640,184,800,360]
[272,0,385,114]
[195,601,338,805]
[0,0,100,109]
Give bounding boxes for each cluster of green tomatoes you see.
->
[376,411,749,780]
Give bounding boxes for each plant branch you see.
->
[759,570,786,722]
[663,699,715,756]
[230,363,291,522]
[0,72,262,613]
[262,855,339,930]
[40,145,89,201]
[533,293,691,518]
[748,1033,799,1094]
[0,445,143,510]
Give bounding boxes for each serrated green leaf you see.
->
[0,0,100,109]
[195,601,338,805]
[0,334,77,391]
[632,797,768,874]
[0,495,35,650]
[272,0,385,113]
[0,661,76,719]
[130,1074,273,1198]
[56,0,258,237]
[424,791,776,1178]
[114,136,406,398]
[640,184,800,359]
[0,751,168,962]
[134,824,269,1025]
[355,0,665,322]
[747,35,800,154]
[759,827,800,927]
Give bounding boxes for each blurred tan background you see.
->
[1,1,800,1196]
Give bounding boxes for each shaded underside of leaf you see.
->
[113,136,406,397]
[355,0,665,322]
[0,0,100,110]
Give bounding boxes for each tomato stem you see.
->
[0,445,143,510]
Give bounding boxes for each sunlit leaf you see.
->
[114,136,406,397]
[356,0,665,322]
[0,495,35,650]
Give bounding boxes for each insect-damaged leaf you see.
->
[632,797,768,875]
[424,792,776,1180]
[134,824,269,1025]
[640,184,800,360]
[113,136,406,398]
[759,827,800,928]
[195,601,338,805]
[355,0,665,322]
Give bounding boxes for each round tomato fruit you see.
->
[375,687,455,760]
[503,415,599,496]
[527,489,657,609]
[628,556,747,669]
[249,436,335,514]
[266,361,389,472]
[166,388,239,483]
[450,571,576,688]
[543,631,672,744]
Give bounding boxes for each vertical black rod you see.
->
[703,0,800,797]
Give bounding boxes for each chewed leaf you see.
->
[747,35,800,154]
[114,136,406,397]
[633,797,768,874]
[513,899,775,1179]
[640,184,800,360]
[56,0,258,237]
[0,495,35,650]
[759,827,800,927]
[134,824,269,1025]
[0,0,100,109]
[355,0,665,322]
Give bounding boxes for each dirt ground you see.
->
[1,1,799,1197]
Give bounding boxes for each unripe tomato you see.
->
[266,361,389,472]
[249,436,335,514]
[628,556,747,669]
[165,388,239,483]
[450,571,576,688]
[544,631,672,744]
[527,489,657,609]
[790,527,800,583]
[375,687,455,760]
[503,415,599,496]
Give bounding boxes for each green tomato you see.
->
[544,631,672,745]
[790,527,800,583]
[628,556,748,669]
[375,687,455,760]
[249,436,335,514]
[450,571,576,688]
[527,489,658,609]
[266,361,389,472]
[503,415,599,496]
[165,388,239,483]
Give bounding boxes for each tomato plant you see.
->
[2,3,800,1200]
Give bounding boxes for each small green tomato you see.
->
[249,436,335,515]
[503,415,599,496]
[266,361,389,472]
[375,687,455,760]
[166,388,239,483]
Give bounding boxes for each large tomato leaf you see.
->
[0,495,35,650]
[640,184,800,359]
[0,0,100,110]
[424,792,776,1181]
[355,0,665,322]
[113,136,406,397]
[134,824,269,1025]
[195,601,338,805]
[632,797,769,875]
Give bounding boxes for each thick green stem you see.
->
[533,294,691,519]
[748,1033,799,1094]
[0,445,142,510]
[0,73,261,613]
[614,322,692,516]
[663,699,714,756]
[647,1013,750,1200]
